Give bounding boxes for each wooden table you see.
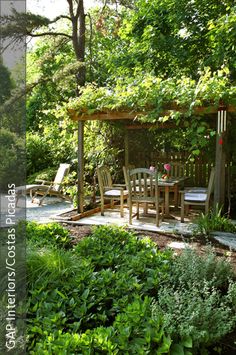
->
[158,177,187,216]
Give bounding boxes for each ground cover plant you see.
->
[196,205,236,235]
[25,223,236,354]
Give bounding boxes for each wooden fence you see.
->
[130,151,235,188]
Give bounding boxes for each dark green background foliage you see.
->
[0,128,25,189]
[0,61,13,105]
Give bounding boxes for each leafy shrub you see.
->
[195,205,236,235]
[32,296,172,354]
[27,225,172,352]
[26,225,236,354]
[26,167,57,184]
[151,248,236,352]
[0,128,25,189]
[25,221,72,249]
[162,247,234,289]
[26,132,53,175]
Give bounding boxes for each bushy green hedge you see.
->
[26,224,236,354]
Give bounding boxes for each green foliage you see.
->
[101,0,236,79]
[25,221,71,249]
[0,128,25,189]
[26,132,53,174]
[0,61,13,105]
[68,69,235,118]
[196,205,236,235]
[27,225,172,352]
[152,248,236,352]
[26,121,76,176]
[32,296,171,354]
[26,167,57,184]
[26,224,236,353]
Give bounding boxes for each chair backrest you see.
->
[53,163,70,192]
[171,162,185,178]
[206,167,215,201]
[97,166,113,195]
[128,168,158,198]
[123,165,135,188]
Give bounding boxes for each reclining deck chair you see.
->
[16,163,71,206]
[180,167,215,222]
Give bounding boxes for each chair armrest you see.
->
[113,184,126,188]
[35,179,53,185]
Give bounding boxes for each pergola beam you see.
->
[68,105,236,122]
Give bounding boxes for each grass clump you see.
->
[196,205,236,235]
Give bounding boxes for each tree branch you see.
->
[29,31,72,39]
[67,0,75,19]
[49,15,72,23]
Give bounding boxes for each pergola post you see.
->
[77,121,84,213]
[124,128,129,167]
[214,106,227,209]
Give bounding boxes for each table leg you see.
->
[165,186,170,216]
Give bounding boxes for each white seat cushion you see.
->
[184,192,207,202]
[104,189,128,197]
[185,187,207,193]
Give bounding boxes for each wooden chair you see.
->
[171,162,185,205]
[16,163,71,206]
[180,167,215,222]
[127,168,164,227]
[123,165,135,189]
[97,166,128,217]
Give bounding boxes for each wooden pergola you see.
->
[68,104,236,214]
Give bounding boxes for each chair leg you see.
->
[186,205,189,215]
[120,195,124,218]
[156,202,159,227]
[181,194,185,223]
[101,195,104,216]
[161,203,164,221]
[174,186,178,207]
[136,202,139,219]
[129,198,132,225]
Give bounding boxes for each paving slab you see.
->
[210,231,236,250]
[0,194,74,226]
[55,208,197,236]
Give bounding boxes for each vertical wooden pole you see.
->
[124,128,129,167]
[214,109,226,209]
[77,121,84,213]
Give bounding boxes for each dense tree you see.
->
[0,59,13,105]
